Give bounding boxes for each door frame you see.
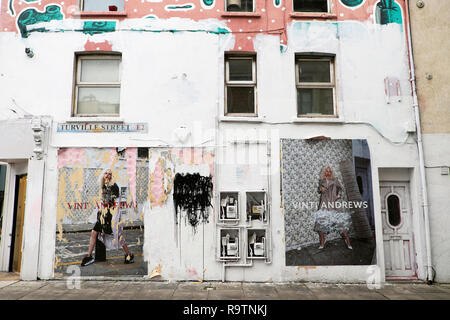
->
[9,174,27,272]
[0,161,28,272]
[379,181,418,280]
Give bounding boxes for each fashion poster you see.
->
[55,147,147,277]
[281,139,376,266]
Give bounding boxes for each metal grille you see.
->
[136,164,149,205]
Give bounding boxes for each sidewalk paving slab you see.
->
[395,283,450,294]
[1,280,450,300]
[273,283,317,300]
[242,283,281,300]
[0,281,48,300]
[337,284,388,300]
[0,281,19,289]
[205,282,243,300]
[304,283,354,300]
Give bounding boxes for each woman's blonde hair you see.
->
[320,166,335,180]
[99,168,113,187]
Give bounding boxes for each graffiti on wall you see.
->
[1,1,406,51]
[201,0,215,9]
[340,0,365,7]
[82,20,117,35]
[173,173,213,231]
[17,4,63,37]
[375,0,402,25]
[165,3,196,12]
[281,139,376,266]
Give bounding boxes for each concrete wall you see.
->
[408,0,450,283]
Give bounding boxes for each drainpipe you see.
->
[405,0,433,284]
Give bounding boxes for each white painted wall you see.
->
[0,120,34,161]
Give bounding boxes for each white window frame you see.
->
[293,0,330,13]
[225,0,255,13]
[295,55,337,117]
[225,55,257,117]
[73,54,122,117]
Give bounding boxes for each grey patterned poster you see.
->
[281,139,376,266]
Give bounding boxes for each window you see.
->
[137,147,149,159]
[387,194,401,227]
[81,0,124,12]
[73,55,121,116]
[225,55,257,116]
[293,0,329,12]
[296,55,336,117]
[226,0,254,12]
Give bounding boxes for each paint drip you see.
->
[173,173,213,232]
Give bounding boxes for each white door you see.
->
[379,182,417,279]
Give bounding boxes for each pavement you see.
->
[0,277,450,300]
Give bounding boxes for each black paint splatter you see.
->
[173,173,213,232]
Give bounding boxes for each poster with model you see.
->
[55,147,147,277]
[281,139,376,266]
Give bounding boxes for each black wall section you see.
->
[173,173,213,232]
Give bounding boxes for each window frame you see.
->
[295,55,337,118]
[386,193,403,228]
[293,0,330,13]
[224,54,257,117]
[225,0,255,13]
[73,54,122,117]
[80,0,125,12]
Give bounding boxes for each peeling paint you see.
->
[150,264,162,278]
[149,157,174,207]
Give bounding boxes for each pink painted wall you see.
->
[0,0,406,51]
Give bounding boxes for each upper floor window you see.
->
[73,54,121,117]
[82,0,124,12]
[293,0,329,12]
[225,54,257,116]
[296,55,336,117]
[226,0,254,12]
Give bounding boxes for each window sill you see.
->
[220,116,265,123]
[221,12,262,18]
[290,12,337,19]
[66,117,124,123]
[71,11,128,18]
[292,117,344,123]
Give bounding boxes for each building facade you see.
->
[0,0,446,283]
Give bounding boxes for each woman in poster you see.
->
[81,169,134,266]
[314,166,353,250]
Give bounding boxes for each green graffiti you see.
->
[166,5,194,10]
[376,0,402,25]
[83,21,117,35]
[340,0,364,7]
[17,5,63,38]
[196,27,229,34]
[9,0,15,16]
[203,0,214,6]
[274,0,281,7]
